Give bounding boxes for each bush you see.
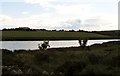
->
[55,61,86,76]
[33,53,49,65]
[87,53,101,65]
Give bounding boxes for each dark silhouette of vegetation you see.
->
[1,41,120,75]
[55,61,86,76]
[38,41,50,50]
[2,27,87,32]
[79,40,88,47]
[33,53,50,65]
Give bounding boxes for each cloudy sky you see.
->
[0,0,119,31]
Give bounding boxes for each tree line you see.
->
[2,27,86,32]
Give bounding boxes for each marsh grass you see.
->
[2,41,120,75]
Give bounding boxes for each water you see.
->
[0,39,119,50]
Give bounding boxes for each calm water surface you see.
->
[0,39,118,50]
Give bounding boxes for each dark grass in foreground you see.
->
[1,41,120,76]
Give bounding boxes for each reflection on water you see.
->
[1,39,119,50]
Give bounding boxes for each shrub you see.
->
[33,53,49,65]
[55,61,86,76]
[87,53,101,65]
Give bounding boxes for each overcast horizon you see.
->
[0,0,119,31]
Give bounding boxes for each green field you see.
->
[1,31,113,41]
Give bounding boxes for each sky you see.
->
[0,0,119,31]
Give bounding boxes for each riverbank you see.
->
[1,41,120,76]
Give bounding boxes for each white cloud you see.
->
[24,0,57,7]
[81,16,117,31]
[51,19,81,30]
[54,4,93,20]
[0,14,118,31]
[0,0,118,31]
[0,15,13,22]
[22,11,29,15]
[55,4,91,14]
[0,14,81,30]
[23,0,118,25]
[1,0,119,3]
[24,0,94,20]
[74,0,119,3]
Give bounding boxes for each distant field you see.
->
[1,31,114,41]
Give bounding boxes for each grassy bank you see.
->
[2,31,112,41]
[2,41,120,75]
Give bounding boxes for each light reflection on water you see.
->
[0,39,119,50]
